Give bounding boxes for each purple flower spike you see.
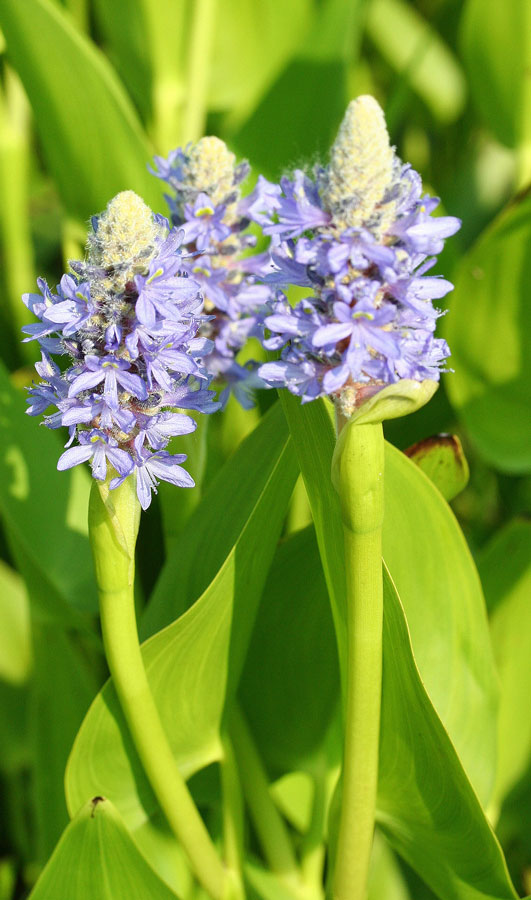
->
[149,135,276,407]
[253,96,461,416]
[23,190,220,507]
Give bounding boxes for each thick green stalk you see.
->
[331,421,384,900]
[89,475,227,900]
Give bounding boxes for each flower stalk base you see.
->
[331,420,384,900]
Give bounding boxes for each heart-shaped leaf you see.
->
[27,797,180,900]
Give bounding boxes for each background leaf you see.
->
[445,191,531,474]
[460,0,531,151]
[0,359,97,618]
[0,0,161,220]
[479,519,531,810]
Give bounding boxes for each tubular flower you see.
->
[256,96,461,415]
[23,191,219,509]
[150,136,276,407]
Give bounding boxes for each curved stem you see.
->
[89,475,227,900]
[229,705,301,890]
[331,422,384,900]
[221,732,246,899]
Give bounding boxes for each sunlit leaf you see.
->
[0,0,160,220]
[208,0,312,120]
[366,0,466,123]
[28,797,180,900]
[232,0,365,177]
[378,569,517,900]
[0,560,31,685]
[445,191,531,473]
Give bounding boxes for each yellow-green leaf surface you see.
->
[445,192,531,473]
[208,0,311,119]
[405,433,469,501]
[233,0,364,176]
[460,0,531,149]
[280,394,513,897]
[0,561,31,685]
[366,0,466,123]
[382,441,496,805]
[65,406,298,846]
[378,569,517,900]
[0,359,97,617]
[479,520,531,809]
[28,797,180,900]
[0,0,161,220]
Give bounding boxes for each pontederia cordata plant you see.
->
[18,86,525,900]
[255,95,461,899]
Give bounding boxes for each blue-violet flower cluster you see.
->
[256,96,461,416]
[23,191,219,509]
[150,136,274,407]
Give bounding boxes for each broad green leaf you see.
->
[445,191,531,473]
[0,0,160,220]
[382,441,497,805]
[404,433,469,501]
[0,359,97,618]
[208,0,312,121]
[232,0,365,177]
[141,402,294,637]
[0,560,31,685]
[378,569,518,900]
[28,797,180,900]
[479,520,531,809]
[366,0,466,123]
[460,0,531,150]
[239,526,340,774]
[65,408,298,845]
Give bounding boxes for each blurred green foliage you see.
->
[0,0,529,898]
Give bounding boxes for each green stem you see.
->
[300,773,326,894]
[182,0,217,142]
[89,475,227,900]
[331,420,384,900]
[221,733,246,899]
[229,705,301,889]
